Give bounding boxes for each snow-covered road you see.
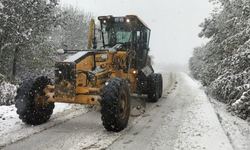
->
[1,72,234,150]
[108,72,233,150]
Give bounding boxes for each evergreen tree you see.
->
[190,0,250,120]
[49,6,93,50]
[0,0,59,79]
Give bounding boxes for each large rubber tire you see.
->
[158,74,163,98]
[148,73,160,102]
[101,77,131,132]
[15,76,55,125]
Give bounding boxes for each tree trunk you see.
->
[0,47,2,62]
[12,46,19,77]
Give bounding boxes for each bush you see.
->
[0,75,18,105]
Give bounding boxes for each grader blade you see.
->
[130,94,147,116]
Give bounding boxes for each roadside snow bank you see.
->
[208,96,250,150]
[172,73,233,150]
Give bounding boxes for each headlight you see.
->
[115,18,119,22]
[119,18,124,22]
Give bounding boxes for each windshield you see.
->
[102,22,132,48]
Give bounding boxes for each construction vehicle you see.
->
[15,15,163,132]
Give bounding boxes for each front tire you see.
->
[15,76,54,125]
[101,77,131,132]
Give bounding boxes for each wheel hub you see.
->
[34,94,46,110]
[120,90,127,119]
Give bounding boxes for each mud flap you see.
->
[130,94,147,116]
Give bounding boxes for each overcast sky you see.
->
[59,0,214,65]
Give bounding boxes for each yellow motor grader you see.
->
[15,15,163,132]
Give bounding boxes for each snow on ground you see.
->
[208,96,250,150]
[144,72,232,150]
[0,103,89,148]
[107,72,233,150]
[194,79,250,150]
[171,73,233,150]
[0,103,72,135]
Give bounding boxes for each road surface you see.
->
[2,72,233,150]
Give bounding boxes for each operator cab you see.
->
[98,15,151,69]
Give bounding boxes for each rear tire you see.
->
[158,74,163,98]
[15,76,54,125]
[101,77,131,132]
[148,73,161,102]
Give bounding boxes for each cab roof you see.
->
[98,15,148,28]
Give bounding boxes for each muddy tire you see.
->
[15,76,54,125]
[148,73,160,102]
[158,74,163,98]
[101,77,131,132]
